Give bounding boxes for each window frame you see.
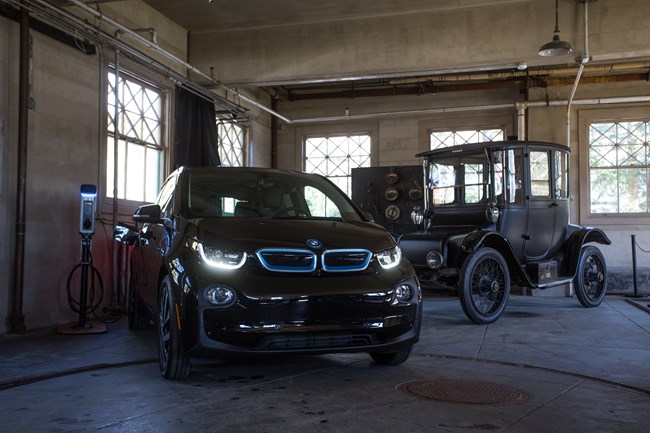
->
[578,106,650,226]
[297,124,378,197]
[217,121,248,167]
[100,62,172,216]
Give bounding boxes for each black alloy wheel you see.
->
[158,275,191,380]
[574,245,607,308]
[459,247,511,324]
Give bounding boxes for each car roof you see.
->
[416,140,570,159]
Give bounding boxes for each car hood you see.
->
[184,218,396,252]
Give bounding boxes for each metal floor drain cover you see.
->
[397,378,529,405]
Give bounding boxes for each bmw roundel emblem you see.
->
[306,239,322,249]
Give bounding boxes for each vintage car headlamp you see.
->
[377,246,402,269]
[426,251,444,270]
[205,286,236,306]
[410,206,424,225]
[193,241,247,270]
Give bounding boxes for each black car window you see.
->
[157,175,176,216]
[554,150,569,199]
[187,171,362,222]
[530,151,551,198]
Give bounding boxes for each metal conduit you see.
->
[64,0,292,124]
[9,1,29,334]
[290,96,650,125]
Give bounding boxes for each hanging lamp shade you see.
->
[538,0,574,57]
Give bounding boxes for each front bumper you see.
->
[186,273,421,358]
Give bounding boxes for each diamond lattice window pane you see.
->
[589,120,650,215]
[304,135,371,196]
[430,128,505,150]
[106,69,164,201]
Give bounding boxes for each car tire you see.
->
[127,273,150,330]
[369,346,412,365]
[574,245,607,308]
[459,247,510,324]
[158,275,191,380]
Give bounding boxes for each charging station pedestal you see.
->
[57,185,107,335]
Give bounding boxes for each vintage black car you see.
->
[114,166,421,379]
[399,140,610,324]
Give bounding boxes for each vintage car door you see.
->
[523,148,569,260]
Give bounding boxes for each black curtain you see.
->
[173,86,220,168]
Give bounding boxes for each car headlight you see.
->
[376,246,402,270]
[426,251,444,270]
[193,241,247,270]
[205,286,236,306]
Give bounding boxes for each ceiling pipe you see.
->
[290,95,650,125]
[62,0,293,124]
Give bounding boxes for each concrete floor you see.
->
[0,295,649,433]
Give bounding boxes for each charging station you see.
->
[57,184,107,334]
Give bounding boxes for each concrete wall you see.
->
[190,0,650,86]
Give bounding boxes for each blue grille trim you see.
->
[256,249,317,273]
[322,249,372,272]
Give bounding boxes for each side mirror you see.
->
[133,204,162,224]
[362,211,375,223]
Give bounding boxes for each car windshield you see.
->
[187,170,363,222]
[426,148,522,207]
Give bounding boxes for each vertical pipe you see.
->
[271,98,278,168]
[10,3,30,334]
[631,234,638,297]
[111,40,121,312]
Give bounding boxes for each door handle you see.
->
[549,202,559,207]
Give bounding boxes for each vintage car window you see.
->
[463,163,485,204]
[530,151,551,198]
[554,151,569,199]
[494,149,523,204]
[429,163,456,205]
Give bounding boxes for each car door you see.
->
[523,148,568,260]
[137,174,177,308]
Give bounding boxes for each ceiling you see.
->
[139,0,529,33]
[70,0,647,102]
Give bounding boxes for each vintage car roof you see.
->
[415,140,570,159]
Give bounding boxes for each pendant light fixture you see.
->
[538,0,574,56]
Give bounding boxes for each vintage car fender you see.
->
[460,230,529,285]
[562,226,612,277]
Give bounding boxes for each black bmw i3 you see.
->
[114,166,421,379]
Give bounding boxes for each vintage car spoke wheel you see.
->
[459,248,510,324]
[369,345,412,365]
[574,245,607,308]
[127,273,150,330]
[158,275,191,380]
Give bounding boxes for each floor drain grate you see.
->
[397,378,530,405]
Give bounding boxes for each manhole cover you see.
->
[397,378,529,405]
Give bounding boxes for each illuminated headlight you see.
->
[394,284,413,303]
[194,242,247,269]
[426,251,444,270]
[205,286,236,306]
[377,246,402,270]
